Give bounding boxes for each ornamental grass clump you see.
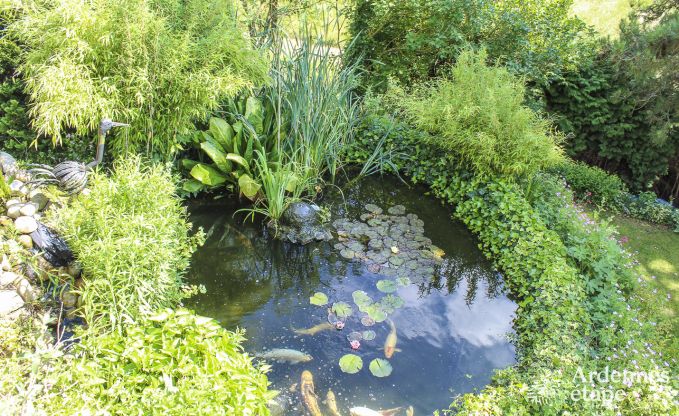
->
[392,49,565,178]
[52,156,203,333]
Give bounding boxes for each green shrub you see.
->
[389,50,564,178]
[346,0,591,89]
[9,0,268,160]
[622,191,679,232]
[1,309,272,415]
[353,114,677,415]
[52,156,204,333]
[551,160,628,209]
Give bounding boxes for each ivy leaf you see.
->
[309,292,328,306]
[339,354,363,374]
[369,358,393,377]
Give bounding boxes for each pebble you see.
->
[19,204,36,216]
[28,190,48,211]
[15,278,38,302]
[0,271,19,287]
[17,235,33,249]
[7,204,22,219]
[5,198,21,209]
[9,180,24,195]
[61,290,79,308]
[14,216,38,234]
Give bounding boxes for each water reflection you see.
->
[185,176,517,414]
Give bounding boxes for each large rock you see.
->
[0,290,24,316]
[6,204,22,219]
[14,216,38,234]
[0,152,17,176]
[278,202,332,245]
[28,190,49,211]
[30,223,74,267]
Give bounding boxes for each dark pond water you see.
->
[184,176,516,415]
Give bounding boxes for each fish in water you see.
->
[255,348,312,364]
[349,407,403,416]
[293,322,335,336]
[326,389,342,416]
[406,406,414,416]
[383,319,401,358]
[301,370,322,416]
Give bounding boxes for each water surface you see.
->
[185,176,516,415]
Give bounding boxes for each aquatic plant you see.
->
[51,156,204,333]
[369,358,392,377]
[339,353,363,374]
[309,291,329,306]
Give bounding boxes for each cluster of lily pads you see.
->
[307,204,446,377]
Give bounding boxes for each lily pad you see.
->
[332,302,353,318]
[376,279,398,293]
[310,292,329,306]
[360,315,376,327]
[339,354,363,374]
[352,290,373,308]
[347,331,363,342]
[380,294,405,313]
[369,358,393,377]
[362,330,376,341]
[364,304,388,323]
[396,276,411,286]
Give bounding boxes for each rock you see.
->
[14,170,31,183]
[15,278,39,302]
[61,290,79,309]
[14,216,38,234]
[66,262,82,278]
[7,204,22,219]
[9,180,24,196]
[5,198,22,209]
[278,202,332,245]
[1,255,10,271]
[17,235,33,249]
[0,271,19,287]
[28,190,49,211]
[0,290,24,316]
[30,223,74,267]
[0,152,17,176]
[19,204,36,216]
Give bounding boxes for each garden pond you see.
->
[185,176,517,415]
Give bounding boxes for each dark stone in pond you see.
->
[278,202,332,244]
[30,223,74,267]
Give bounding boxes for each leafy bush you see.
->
[1,309,272,415]
[544,5,679,194]
[346,0,591,89]
[52,156,204,333]
[388,50,564,178]
[8,0,268,160]
[551,160,628,208]
[622,192,679,232]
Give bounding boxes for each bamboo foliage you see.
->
[8,0,269,160]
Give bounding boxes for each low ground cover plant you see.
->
[51,156,204,333]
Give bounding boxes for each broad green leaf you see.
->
[190,164,228,186]
[339,354,363,374]
[376,279,398,293]
[200,141,232,172]
[332,302,353,318]
[245,96,264,133]
[309,292,328,306]
[181,159,200,170]
[396,277,411,286]
[284,174,299,193]
[238,174,261,201]
[369,358,392,377]
[226,153,250,173]
[209,117,234,151]
[182,179,205,193]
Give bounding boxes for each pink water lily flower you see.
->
[335,321,345,330]
[350,340,360,350]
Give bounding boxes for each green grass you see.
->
[572,0,632,37]
[611,214,679,356]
